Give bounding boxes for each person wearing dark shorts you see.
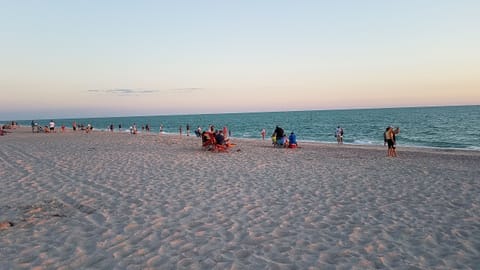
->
[49,120,55,133]
[385,127,396,157]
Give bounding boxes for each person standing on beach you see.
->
[384,127,389,146]
[186,124,190,136]
[273,126,284,140]
[335,126,344,144]
[179,126,182,136]
[72,121,77,131]
[118,123,122,131]
[392,127,400,156]
[272,126,285,147]
[223,126,228,139]
[384,127,397,157]
[49,120,55,133]
[215,130,226,145]
[261,128,266,140]
[132,123,137,134]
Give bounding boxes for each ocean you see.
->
[11,105,480,150]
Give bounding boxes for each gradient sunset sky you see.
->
[1,1,479,120]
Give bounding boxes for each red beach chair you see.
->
[202,132,229,152]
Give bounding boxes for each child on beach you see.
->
[335,126,344,144]
[288,132,298,148]
[271,135,277,146]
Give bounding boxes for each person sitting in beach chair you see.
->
[283,134,289,147]
[215,131,225,145]
[202,130,229,152]
[288,132,298,148]
[214,131,230,151]
[202,131,219,151]
[275,135,286,147]
[202,131,214,149]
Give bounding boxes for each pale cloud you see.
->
[170,88,203,93]
[87,88,204,96]
[87,89,160,96]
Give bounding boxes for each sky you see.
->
[1,0,479,120]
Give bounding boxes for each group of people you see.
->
[129,123,154,134]
[201,126,233,151]
[267,125,345,148]
[105,123,158,134]
[336,125,401,157]
[0,123,14,136]
[265,125,400,157]
[30,120,62,133]
[384,126,400,157]
[270,126,298,148]
[22,119,400,157]
[29,120,95,133]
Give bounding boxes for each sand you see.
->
[1,127,479,269]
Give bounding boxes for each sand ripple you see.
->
[1,130,479,268]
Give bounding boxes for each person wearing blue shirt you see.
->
[288,132,297,148]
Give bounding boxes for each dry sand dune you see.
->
[1,128,479,269]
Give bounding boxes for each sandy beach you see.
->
[1,127,479,269]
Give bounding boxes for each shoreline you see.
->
[5,126,480,154]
